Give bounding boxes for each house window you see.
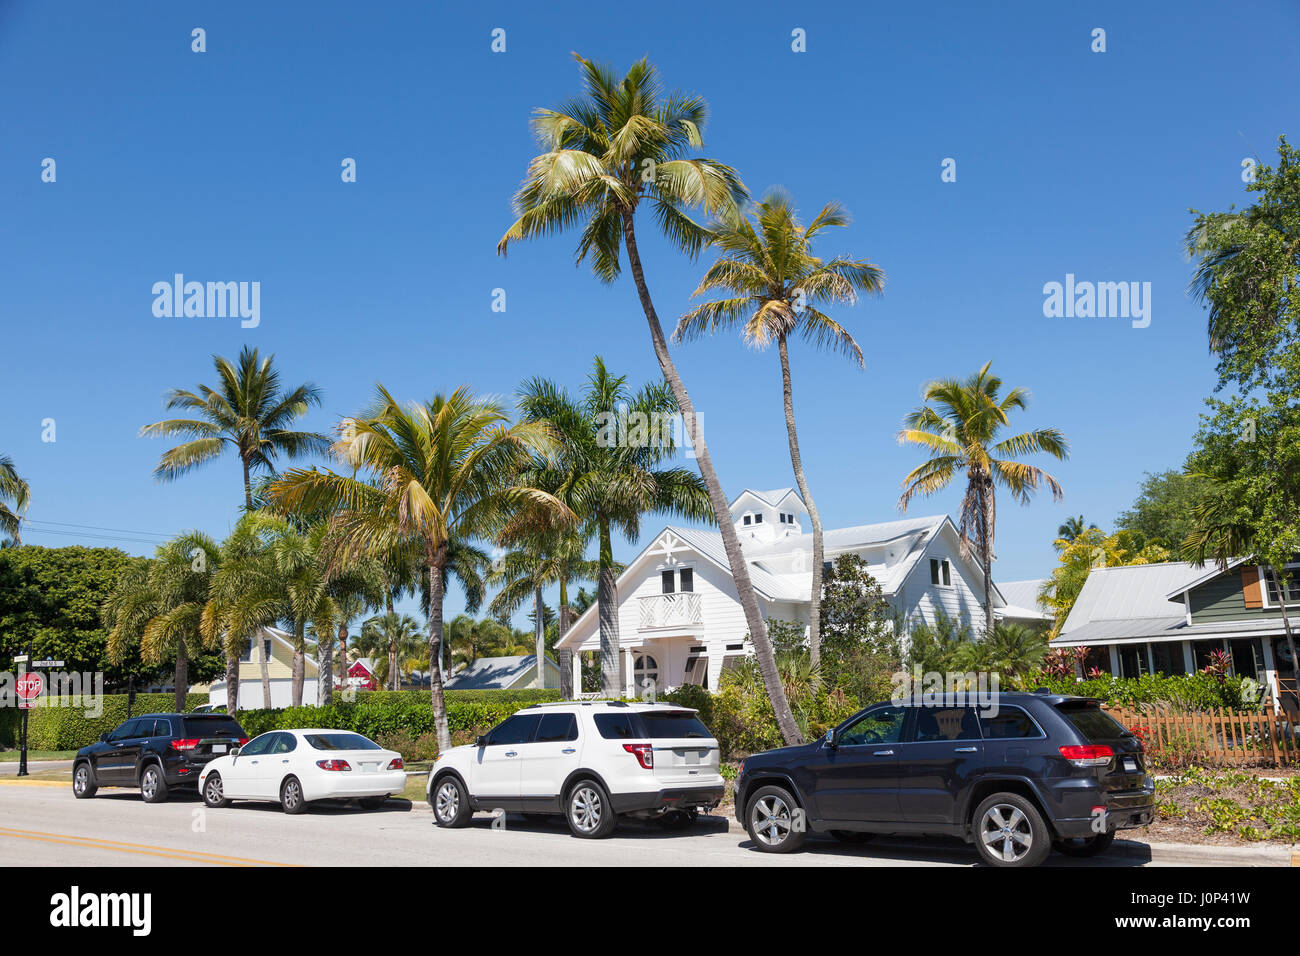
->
[683,656,708,687]
[930,558,951,587]
[1262,565,1300,606]
[754,513,763,523]
[661,570,675,594]
[679,568,694,593]
[1118,643,1149,679]
[743,514,752,526]
[1150,642,1186,676]
[634,655,659,692]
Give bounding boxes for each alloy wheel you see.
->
[752,794,793,847]
[74,766,89,795]
[981,803,1033,863]
[205,776,223,803]
[435,781,460,822]
[570,786,602,833]
[141,768,158,800]
[283,780,301,810]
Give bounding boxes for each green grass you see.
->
[0,750,77,763]
[400,774,428,804]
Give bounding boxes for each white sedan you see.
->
[198,729,407,814]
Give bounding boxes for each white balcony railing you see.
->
[638,592,703,630]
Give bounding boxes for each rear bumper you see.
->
[1047,782,1156,839]
[301,770,408,802]
[612,785,725,815]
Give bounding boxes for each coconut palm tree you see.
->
[266,384,567,751]
[1055,515,1098,548]
[673,189,883,668]
[497,54,803,744]
[357,612,423,690]
[0,455,30,544]
[102,532,219,712]
[516,358,709,696]
[898,362,1068,635]
[446,614,530,669]
[141,346,330,510]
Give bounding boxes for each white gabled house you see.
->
[555,488,1013,696]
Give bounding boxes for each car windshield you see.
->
[182,717,244,737]
[304,733,381,751]
[637,711,711,739]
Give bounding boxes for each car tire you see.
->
[72,762,97,799]
[829,829,875,843]
[745,784,807,854]
[202,772,231,809]
[973,792,1051,868]
[280,776,308,815]
[565,779,618,839]
[1054,831,1116,857]
[140,764,169,804]
[358,796,388,810]
[430,775,473,828]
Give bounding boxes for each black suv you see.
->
[734,692,1155,866]
[73,713,248,803]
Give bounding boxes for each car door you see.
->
[223,732,276,798]
[807,704,906,824]
[897,706,984,825]
[516,712,582,810]
[100,718,148,785]
[471,713,540,810]
[259,732,299,799]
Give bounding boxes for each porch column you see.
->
[571,650,582,698]
[1182,641,1195,675]
[624,646,635,700]
[1107,645,1120,677]
[1261,638,1279,714]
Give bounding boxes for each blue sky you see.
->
[2,0,1297,625]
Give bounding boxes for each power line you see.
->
[21,518,171,539]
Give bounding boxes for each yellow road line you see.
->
[0,826,299,867]
[0,779,67,788]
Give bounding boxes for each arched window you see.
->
[634,654,659,692]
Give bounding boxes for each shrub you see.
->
[1013,670,1256,712]
[662,684,714,727]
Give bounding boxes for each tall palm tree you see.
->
[898,362,1068,635]
[0,455,30,544]
[516,358,709,696]
[357,612,423,690]
[673,189,884,668]
[1055,515,1098,548]
[141,346,330,510]
[497,54,804,745]
[267,385,567,751]
[102,532,218,712]
[446,614,530,669]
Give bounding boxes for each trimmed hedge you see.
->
[1018,671,1259,712]
[24,693,209,751]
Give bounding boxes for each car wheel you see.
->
[72,762,97,799]
[745,784,807,853]
[1055,831,1116,857]
[140,764,169,804]
[566,780,618,839]
[973,792,1051,868]
[203,772,231,809]
[358,796,388,810]
[280,776,308,814]
[829,829,875,843]
[431,775,472,828]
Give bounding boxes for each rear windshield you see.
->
[304,733,380,751]
[182,716,245,738]
[638,711,711,739]
[1056,704,1130,742]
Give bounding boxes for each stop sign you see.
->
[16,672,43,705]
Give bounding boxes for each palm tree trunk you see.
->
[173,638,189,713]
[385,594,398,691]
[428,544,451,753]
[534,584,548,689]
[558,579,574,699]
[291,628,304,707]
[597,522,620,697]
[225,648,240,716]
[620,209,802,745]
[259,632,273,709]
[777,335,824,670]
[242,456,253,512]
[980,481,997,637]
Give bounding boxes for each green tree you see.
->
[356,612,423,690]
[673,189,883,669]
[267,385,567,752]
[446,614,531,668]
[1115,467,1212,549]
[0,455,30,544]
[1056,515,1098,547]
[515,358,709,696]
[498,54,803,745]
[897,362,1068,634]
[140,346,330,510]
[1041,527,1170,637]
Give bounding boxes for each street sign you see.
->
[12,655,28,664]
[31,660,64,668]
[16,672,43,709]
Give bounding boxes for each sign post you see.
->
[14,646,41,777]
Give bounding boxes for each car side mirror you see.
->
[824,729,837,748]
[230,747,241,757]
[475,735,488,748]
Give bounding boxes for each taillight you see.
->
[1059,744,1114,767]
[387,757,404,771]
[238,737,249,746]
[622,743,654,770]
[316,759,352,771]
[170,738,199,752]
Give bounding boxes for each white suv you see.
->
[427,701,724,838]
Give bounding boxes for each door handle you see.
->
[562,748,576,754]
[505,751,518,757]
[281,759,290,763]
[873,749,894,756]
[954,746,978,753]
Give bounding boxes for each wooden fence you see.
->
[1108,707,1300,768]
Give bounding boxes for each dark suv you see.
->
[734,692,1154,866]
[73,713,248,804]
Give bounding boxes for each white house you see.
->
[555,488,1011,696]
[198,626,320,709]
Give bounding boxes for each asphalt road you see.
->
[0,780,1275,867]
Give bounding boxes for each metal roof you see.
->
[997,579,1051,618]
[443,654,555,690]
[1060,562,1203,632]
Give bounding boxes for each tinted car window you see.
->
[1057,704,1129,742]
[183,716,245,738]
[838,706,906,746]
[270,733,298,754]
[305,733,381,751]
[239,733,276,756]
[535,713,579,743]
[150,718,172,737]
[638,711,711,739]
[912,706,980,742]
[593,713,640,740]
[110,719,146,741]
[486,715,541,747]
[979,706,1043,739]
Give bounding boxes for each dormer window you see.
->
[743,514,752,526]
[754,513,763,523]
[778,513,786,524]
